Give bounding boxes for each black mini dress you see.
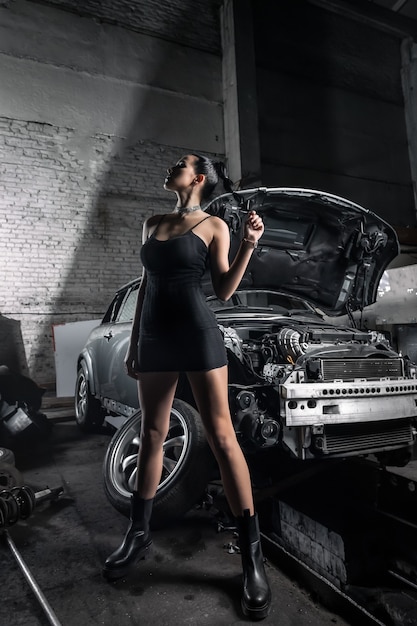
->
[137,216,227,372]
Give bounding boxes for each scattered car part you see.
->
[0,446,15,466]
[0,401,33,436]
[0,485,64,626]
[3,531,62,626]
[0,463,23,489]
[0,366,46,413]
[0,367,51,450]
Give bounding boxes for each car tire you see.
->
[0,447,15,466]
[74,365,104,432]
[103,398,213,528]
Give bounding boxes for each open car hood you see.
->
[204,187,399,315]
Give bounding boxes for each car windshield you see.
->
[206,290,316,315]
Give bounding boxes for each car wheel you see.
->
[103,398,213,527]
[0,447,15,466]
[74,366,104,432]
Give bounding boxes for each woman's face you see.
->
[164,154,199,192]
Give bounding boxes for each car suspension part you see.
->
[0,485,64,626]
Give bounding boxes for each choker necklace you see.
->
[175,205,201,215]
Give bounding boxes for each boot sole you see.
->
[102,542,152,582]
[242,599,271,621]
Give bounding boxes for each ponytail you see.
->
[212,161,234,194]
[192,153,242,204]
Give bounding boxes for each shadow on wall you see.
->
[0,314,29,374]
[27,2,222,386]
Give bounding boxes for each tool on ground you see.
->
[0,485,64,626]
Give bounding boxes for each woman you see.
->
[103,153,271,620]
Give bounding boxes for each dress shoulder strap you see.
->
[189,215,212,231]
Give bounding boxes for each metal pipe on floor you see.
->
[3,530,63,626]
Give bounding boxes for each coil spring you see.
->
[0,486,36,529]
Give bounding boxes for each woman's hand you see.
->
[244,210,264,244]
[124,351,140,380]
[209,212,264,301]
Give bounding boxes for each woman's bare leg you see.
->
[187,366,254,517]
[103,371,178,580]
[135,371,179,499]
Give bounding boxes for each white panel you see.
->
[53,319,101,397]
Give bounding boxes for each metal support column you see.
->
[220,0,262,187]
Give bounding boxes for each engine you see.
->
[222,323,391,380]
[220,322,404,454]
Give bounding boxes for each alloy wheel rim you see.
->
[108,408,189,499]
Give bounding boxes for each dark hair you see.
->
[192,154,235,200]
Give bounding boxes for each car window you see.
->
[102,290,127,324]
[116,284,139,323]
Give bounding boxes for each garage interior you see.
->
[1,1,417,625]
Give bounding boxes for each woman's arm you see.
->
[210,210,264,302]
[124,216,155,377]
[124,273,147,377]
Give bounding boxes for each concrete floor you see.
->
[0,415,352,626]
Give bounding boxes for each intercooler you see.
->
[312,418,414,456]
[320,358,404,381]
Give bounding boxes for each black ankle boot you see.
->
[103,493,153,581]
[236,509,271,621]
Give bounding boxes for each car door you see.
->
[95,282,140,411]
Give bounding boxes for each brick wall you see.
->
[0,116,220,384]
[29,0,222,53]
[0,0,224,386]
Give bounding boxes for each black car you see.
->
[75,187,417,525]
